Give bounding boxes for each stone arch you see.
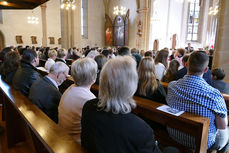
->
[0,31,5,51]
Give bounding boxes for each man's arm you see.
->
[215,114,228,129]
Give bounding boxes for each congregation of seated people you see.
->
[0,44,228,153]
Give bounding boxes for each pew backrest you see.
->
[0,76,86,153]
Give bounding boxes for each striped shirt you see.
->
[167,75,227,149]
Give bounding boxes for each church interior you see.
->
[0,0,229,153]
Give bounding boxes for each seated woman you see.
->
[58,57,97,140]
[154,49,169,80]
[94,54,107,84]
[136,57,167,104]
[0,51,20,84]
[162,59,180,83]
[81,56,162,153]
[44,49,57,71]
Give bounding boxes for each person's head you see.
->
[94,54,107,70]
[168,59,180,72]
[211,68,225,80]
[209,49,214,56]
[2,51,20,74]
[101,49,110,58]
[188,43,191,47]
[98,56,138,114]
[57,48,67,59]
[187,51,209,76]
[144,51,153,57]
[154,49,169,68]
[117,46,130,56]
[22,49,39,66]
[0,47,13,62]
[138,57,158,95]
[162,59,180,83]
[176,48,185,57]
[48,49,57,60]
[182,55,189,67]
[71,57,98,86]
[49,62,69,86]
[131,48,139,54]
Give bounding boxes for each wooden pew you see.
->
[37,68,210,153]
[0,76,86,153]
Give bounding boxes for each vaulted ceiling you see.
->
[0,0,49,9]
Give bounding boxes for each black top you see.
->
[12,60,41,96]
[0,64,16,84]
[135,80,167,104]
[29,76,62,123]
[175,67,212,85]
[81,98,161,153]
[212,80,229,94]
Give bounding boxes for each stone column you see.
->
[40,4,47,47]
[213,0,229,80]
[60,0,81,49]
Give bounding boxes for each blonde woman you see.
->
[137,57,167,104]
[81,56,162,153]
[44,49,57,71]
[58,57,97,140]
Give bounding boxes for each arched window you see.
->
[187,0,200,41]
[81,0,88,38]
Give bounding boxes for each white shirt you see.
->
[155,63,166,81]
[58,84,96,139]
[45,58,55,72]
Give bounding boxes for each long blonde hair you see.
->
[138,57,158,96]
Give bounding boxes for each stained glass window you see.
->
[187,0,200,41]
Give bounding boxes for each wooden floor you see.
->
[0,106,32,153]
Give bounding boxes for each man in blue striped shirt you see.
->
[167,51,228,152]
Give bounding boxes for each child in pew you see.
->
[212,68,229,94]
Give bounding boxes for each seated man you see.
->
[56,48,67,64]
[13,49,40,96]
[212,68,229,94]
[185,43,194,52]
[167,51,228,152]
[29,62,69,123]
[175,54,212,85]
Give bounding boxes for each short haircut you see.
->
[57,48,67,58]
[71,57,98,86]
[131,48,139,54]
[188,51,209,75]
[101,49,110,58]
[144,51,153,57]
[48,49,57,58]
[117,46,130,56]
[212,68,225,80]
[49,62,69,75]
[98,56,138,114]
[94,54,107,70]
[22,49,37,63]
